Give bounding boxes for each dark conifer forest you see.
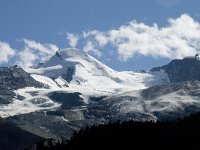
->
[25,113,200,150]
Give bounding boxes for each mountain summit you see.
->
[26,48,167,95]
[34,48,119,83]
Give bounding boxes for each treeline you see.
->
[24,113,200,150]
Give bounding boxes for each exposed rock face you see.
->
[62,67,75,83]
[0,66,43,104]
[151,57,200,83]
[49,92,86,109]
[0,90,16,104]
[0,66,43,90]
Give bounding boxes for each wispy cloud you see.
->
[17,39,59,67]
[66,33,79,48]
[17,48,37,67]
[83,41,102,58]
[23,39,58,56]
[0,42,16,64]
[83,30,108,47]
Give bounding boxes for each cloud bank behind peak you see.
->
[69,14,200,61]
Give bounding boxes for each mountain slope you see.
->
[0,66,60,118]
[151,56,200,82]
[100,80,200,121]
[0,120,44,150]
[0,65,44,111]
[27,48,119,83]
[4,49,200,120]
[2,49,200,148]
[0,65,43,90]
[1,50,200,121]
[25,48,169,95]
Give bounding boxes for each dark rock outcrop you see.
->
[151,57,200,82]
[0,66,43,104]
[0,66,43,90]
[49,92,86,109]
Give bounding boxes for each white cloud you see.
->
[17,48,37,67]
[66,33,79,48]
[83,41,102,58]
[23,39,58,56]
[17,39,59,67]
[83,30,108,47]
[81,14,200,61]
[2,14,200,67]
[0,42,16,64]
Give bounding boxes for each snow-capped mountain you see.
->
[0,48,169,118]
[102,56,200,121]
[100,80,200,121]
[0,66,60,118]
[2,48,200,120]
[1,48,200,141]
[25,48,169,95]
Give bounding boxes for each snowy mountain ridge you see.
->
[1,48,200,121]
[25,48,169,95]
[2,48,200,142]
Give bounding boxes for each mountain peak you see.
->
[195,53,200,60]
[56,48,88,60]
[26,48,117,85]
[55,50,62,58]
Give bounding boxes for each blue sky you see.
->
[1,0,200,71]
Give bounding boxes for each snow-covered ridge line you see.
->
[25,48,170,95]
[0,48,170,118]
